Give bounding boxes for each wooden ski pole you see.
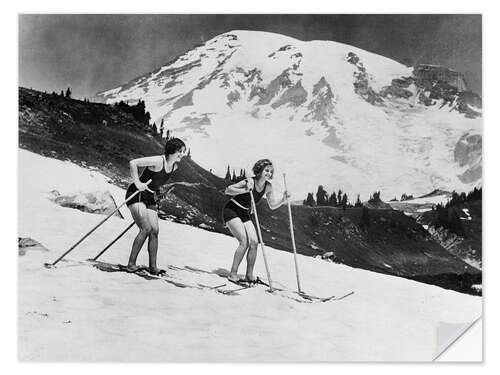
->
[250,189,274,292]
[283,173,303,294]
[45,179,152,267]
[91,221,135,261]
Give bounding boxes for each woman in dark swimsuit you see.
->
[223,159,290,283]
[125,138,186,275]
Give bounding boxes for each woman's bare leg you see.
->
[145,208,160,273]
[127,202,152,270]
[226,218,249,281]
[243,221,259,281]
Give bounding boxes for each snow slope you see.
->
[97,30,481,201]
[18,149,481,361]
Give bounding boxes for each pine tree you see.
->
[466,187,482,201]
[337,189,342,206]
[355,194,363,207]
[225,165,231,180]
[60,90,64,97]
[187,148,191,158]
[316,185,328,206]
[305,193,316,207]
[329,192,338,207]
[369,191,382,204]
[342,193,348,207]
[65,87,72,98]
[232,170,237,182]
[152,122,158,135]
[166,129,170,140]
[160,119,165,138]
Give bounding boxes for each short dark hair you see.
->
[164,138,186,156]
[252,159,274,178]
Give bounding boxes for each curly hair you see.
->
[252,159,274,179]
[164,138,186,156]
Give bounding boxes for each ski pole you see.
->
[283,173,303,294]
[250,189,274,292]
[91,221,135,261]
[45,179,152,267]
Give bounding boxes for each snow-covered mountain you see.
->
[96,30,482,200]
[18,149,481,361]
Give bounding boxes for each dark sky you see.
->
[19,14,482,98]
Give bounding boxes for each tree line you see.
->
[48,89,191,157]
[431,187,481,236]
[303,185,364,208]
[224,165,247,183]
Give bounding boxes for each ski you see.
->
[89,260,197,288]
[182,264,351,303]
[90,260,250,295]
[197,283,251,296]
[298,291,355,302]
[89,260,354,303]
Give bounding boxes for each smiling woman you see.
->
[222,158,290,283]
[124,137,186,275]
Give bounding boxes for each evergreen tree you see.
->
[166,129,170,140]
[160,119,165,138]
[152,122,158,135]
[60,90,64,97]
[369,191,382,204]
[466,187,482,201]
[316,185,328,206]
[342,193,348,207]
[337,189,342,207]
[232,170,237,182]
[329,192,338,207]
[187,148,191,158]
[225,165,231,181]
[305,193,316,207]
[65,87,72,98]
[355,194,363,207]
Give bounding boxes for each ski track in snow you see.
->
[18,149,481,361]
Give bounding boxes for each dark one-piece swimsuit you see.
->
[125,158,173,211]
[222,178,269,224]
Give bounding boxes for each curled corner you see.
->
[433,317,482,361]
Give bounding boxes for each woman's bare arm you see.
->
[266,184,290,210]
[129,155,163,190]
[225,178,253,196]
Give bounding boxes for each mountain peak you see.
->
[96,30,481,200]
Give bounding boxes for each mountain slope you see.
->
[18,149,481,361]
[18,87,480,294]
[96,30,482,200]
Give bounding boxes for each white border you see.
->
[5,1,498,374]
